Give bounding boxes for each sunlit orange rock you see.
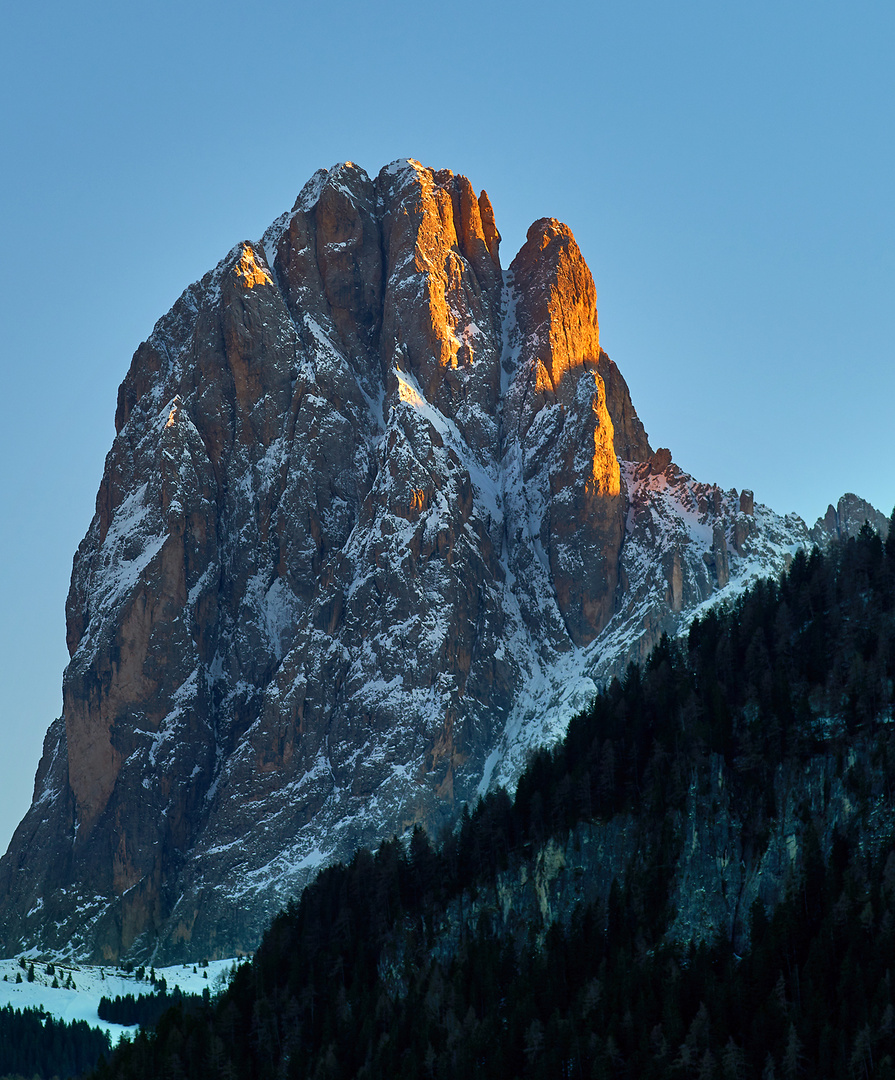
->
[378,162,503,455]
[233,244,272,289]
[511,218,601,394]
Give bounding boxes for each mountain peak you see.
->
[0,162,835,963]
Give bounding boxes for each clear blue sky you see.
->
[1,1,893,855]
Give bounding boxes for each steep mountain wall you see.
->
[0,161,847,963]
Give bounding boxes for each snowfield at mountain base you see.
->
[0,956,243,1041]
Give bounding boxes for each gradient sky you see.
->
[1,1,892,856]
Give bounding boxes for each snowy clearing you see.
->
[0,956,244,1043]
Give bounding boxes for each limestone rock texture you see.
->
[0,161,845,963]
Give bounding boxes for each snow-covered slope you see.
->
[480,456,813,790]
[0,957,241,1042]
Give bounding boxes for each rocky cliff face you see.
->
[811,492,890,547]
[0,161,876,963]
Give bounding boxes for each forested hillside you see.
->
[0,1004,111,1079]
[91,515,895,1079]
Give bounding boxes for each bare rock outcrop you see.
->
[811,492,890,547]
[503,218,633,648]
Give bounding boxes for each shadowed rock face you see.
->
[0,161,827,963]
[811,493,890,547]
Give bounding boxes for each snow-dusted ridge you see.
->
[480,459,812,793]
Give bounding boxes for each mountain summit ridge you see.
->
[0,160,881,963]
